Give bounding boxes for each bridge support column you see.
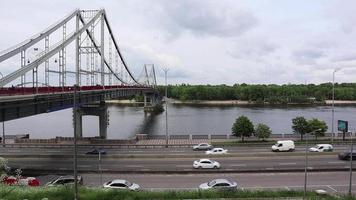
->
[74,108,83,138]
[143,93,162,113]
[73,101,108,139]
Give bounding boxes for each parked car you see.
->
[18,177,40,186]
[338,151,356,160]
[205,148,228,155]
[103,179,140,190]
[199,178,238,190]
[272,140,295,152]
[193,159,220,169]
[86,148,107,155]
[2,176,40,187]
[309,144,333,152]
[46,175,83,186]
[193,143,213,150]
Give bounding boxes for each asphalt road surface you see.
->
[0,144,351,156]
[5,154,352,173]
[37,172,356,195]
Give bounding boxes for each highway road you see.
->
[1,145,353,173]
[37,172,356,195]
[0,144,351,156]
[4,154,352,173]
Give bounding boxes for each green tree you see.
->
[232,116,254,142]
[292,116,309,141]
[308,118,328,140]
[254,123,272,141]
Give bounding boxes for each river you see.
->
[3,103,356,139]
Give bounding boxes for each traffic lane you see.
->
[37,172,356,194]
[7,155,351,171]
[0,145,350,155]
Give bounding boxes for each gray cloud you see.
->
[227,38,278,60]
[150,1,258,39]
[292,48,326,65]
[331,53,356,62]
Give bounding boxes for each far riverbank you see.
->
[106,99,356,106]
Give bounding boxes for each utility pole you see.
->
[332,68,340,144]
[73,85,79,200]
[163,68,169,148]
[304,129,321,199]
[2,122,5,147]
[349,131,353,196]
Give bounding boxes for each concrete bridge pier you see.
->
[143,93,162,112]
[73,101,108,139]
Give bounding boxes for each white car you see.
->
[193,159,220,169]
[103,179,140,191]
[206,148,228,155]
[309,144,333,152]
[193,143,213,150]
[199,179,238,190]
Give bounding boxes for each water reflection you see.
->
[4,104,356,139]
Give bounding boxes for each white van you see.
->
[271,140,295,152]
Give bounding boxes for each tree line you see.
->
[231,116,328,141]
[158,83,356,103]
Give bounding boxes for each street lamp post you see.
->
[304,128,321,199]
[163,68,169,148]
[0,72,4,147]
[349,131,353,196]
[73,84,79,200]
[332,68,340,144]
[99,151,102,186]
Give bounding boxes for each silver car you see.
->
[193,143,213,150]
[199,178,238,190]
[103,179,140,191]
[193,159,220,169]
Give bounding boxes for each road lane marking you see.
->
[7,149,21,152]
[78,165,92,168]
[328,161,345,164]
[125,165,143,168]
[176,165,192,168]
[229,164,247,167]
[327,185,338,192]
[278,162,296,165]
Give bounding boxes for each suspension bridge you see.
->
[0,9,160,138]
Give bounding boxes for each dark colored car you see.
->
[86,148,107,155]
[46,175,83,186]
[338,151,356,160]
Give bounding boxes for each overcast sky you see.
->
[1,0,356,85]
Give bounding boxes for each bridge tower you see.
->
[0,9,160,139]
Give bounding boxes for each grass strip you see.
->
[0,185,355,200]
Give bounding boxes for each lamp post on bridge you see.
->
[163,68,169,148]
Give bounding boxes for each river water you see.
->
[4,104,356,139]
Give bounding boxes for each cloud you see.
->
[227,37,278,60]
[292,48,326,65]
[147,0,258,40]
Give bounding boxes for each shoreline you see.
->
[106,99,356,106]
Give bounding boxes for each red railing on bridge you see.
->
[0,85,150,96]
